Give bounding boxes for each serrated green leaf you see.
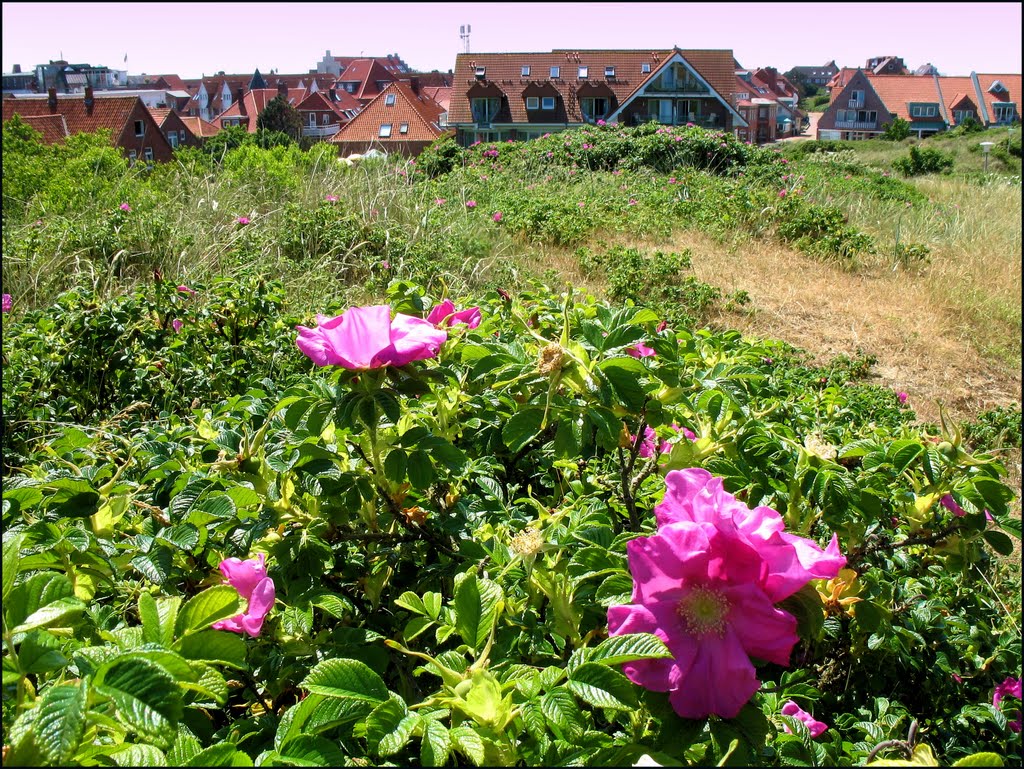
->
[598,357,648,412]
[175,629,248,669]
[421,720,451,767]
[139,591,162,645]
[34,680,88,765]
[502,407,545,453]
[568,662,638,709]
[95,656,182,749]
[3,531,26,601]
[588,632,673,666]
[174,585,240,638]
[276,735,346,766]
[12,596,86,635]
[407,449,435,489]
[299,658,388,702]
[983,529,1014,556]
[450,725,486,765]
[454,573,503,652]
[183,743,252,766]
[542,686,584,741]
[110,743,169,766]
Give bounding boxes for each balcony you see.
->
[848,99,864,109]
[834,120,878,129]
[302,124,341,138]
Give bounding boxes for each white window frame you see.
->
[526,96,539,110]
[641,63,651,73]
[379,123,392,137]
[143,147,154,161]
[605,66,615,77]
[322,114,330,125]
[475,66,486,78]
[167,130,178,148]
[578,66,588,79]
[134,120,145,137]
[399,123,409,134]
[953,109,974,121]
[128,149,137,161]
[521,65,530,77]
[549,66,560,79]
[911,106,922,117]
[541,96,556,110]
[925,106,936,117]
[385,93,396,106]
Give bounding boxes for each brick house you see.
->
[331,81,447,156]
[333,58,400,105]
[215,82,308,132]
[295,90,356,140]
[737,67,804,139]
[3,87,173,162]
[818,70,1021,139]
[146,106,205,149]
[788,61,839,87]
[178,115,220,140]
[448,48,744,145]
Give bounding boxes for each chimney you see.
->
[277,80,288,99]
[47,87,57,113]
[236,87,246,115]
[13,64,21,73]
[409,76,420,95]
[84,86,94,114]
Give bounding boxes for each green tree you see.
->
[881,116,912,141]
[256,95,303,142]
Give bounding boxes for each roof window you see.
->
[379,123,392,137]
[474,66,486,79]
[605,66,615,77]
[641,62,651,74]
[399,123,409,134]
[578,66,589,79]
[385,93,396,106]
[989,80,1006,94]
[550,66,560,79]
[521,65,530,77]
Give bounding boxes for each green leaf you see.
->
[598,357,648,412]
[175,629,249,669]
[167,727,202,765]
[502,407,545,453]
[183,743,252,766]
[887,440,924,473]
[110,744,169,766]
[95,656,182,749]
[952,754,1003,767]
[588,632,673,667]
[17,631,69,675]
[973,477,1011,516]
[299,658,388,702]
[384,449,408,484]
[157,524,200,552]
[131,548,173,584]
[454,573,503,651]
[567,662,639,709]
[12,596,86,635]
[174,585,241,638]
[541,686,585,741]
[276,735,347,766]
[139,591,162,646]
[407,449,436,489]
[983,529,1014,556]
[421,720,451,767]
[450,725,486,766]
[3,531,26,601]
[34,680,88,765]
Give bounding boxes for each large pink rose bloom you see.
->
[212,554,276,638]
[781,700,828,737]
[296,305,447,369]
[426,299,482,329]
[608,468,845,719]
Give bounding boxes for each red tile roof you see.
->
[858,75,942,121]
[973,73,1022,123]
[331,81,443,145]
[296,90,349,123]
[216,88,309,131]
[4,94,140,141]
[421,86,452,112]
[15,113,70,143]
[336,59,400,102]
[448,48,738,125]
[179,115,220,137]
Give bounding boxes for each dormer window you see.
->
[578,66,589,79]
[989,80,1007,94]
[385,93,396,106]
[641,63,651,74]
[541,96,556,110]
[521,65,530,77]
[605,66,615,78]
[550,66,560,79]
[475,66,486,79]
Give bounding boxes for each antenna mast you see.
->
[459,24,471,54]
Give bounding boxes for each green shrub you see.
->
[893,145,955,176]
[881,117,912,141]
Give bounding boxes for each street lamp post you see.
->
[980,141,994,173]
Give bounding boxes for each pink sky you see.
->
[3,2,1021,79]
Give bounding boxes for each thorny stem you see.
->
[847,523,961,568]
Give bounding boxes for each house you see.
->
[333,58,400,104]
[865,56,909,76]
[146,106,205,149]
[178,115,220,140]
[315,50,410,77]
[330,81,447,156]
[737,67,804,139]
[214,81,309,132]
[788,61,839,87]
[448,48,745,145]
[817,70,1021,140]
[295,90,355,140]
[32,60,127,93]
[3,87,173,162]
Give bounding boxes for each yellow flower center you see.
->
[677,586,730,637]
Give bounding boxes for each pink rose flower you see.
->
[993,677,1023,732]
[326,194,339,202]
[897,391,908,404]
[781,701,828,738]
[171,319,183,333]
[656,320,668,332]
[2,294,11,313]
[608,469,845,719]
[628,198,638,206]
[296,305,447,369]
[211,554,276,638]
[492,211,503,222]
[237,216,250,225]
[176,285,196,296]
[435,198,447,206]
[941,494,966,517]
[626,343,655,358]
[778,189,787,198]
[119,202,131,212]
[466,200,477,209]
[426,299,482,329]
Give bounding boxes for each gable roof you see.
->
[973,73,1022,122]
[332,81,443,144]
[861,75,943,121]
[178,115,220,137]
[3,93,142,140]
[421,86,452,112]
[295,90,350,122]
[15,113,70,143]
[336,58,400,101]
[215,88,309,131]
[449,48,738,125]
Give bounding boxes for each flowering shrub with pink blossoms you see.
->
[2,276,1018,767]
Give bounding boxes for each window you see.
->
[578,66,588,79]
[474,66,486,79]
[851,90,864,105]
[581,97,608,121]
[128,149,137,162]
[641,63,651,73]
[736,92,750,100]
[167,130,178,148]
[541,96,556,110]
[379,123,392,137]
[989,80,1006,94]
[994,103,1016,123]
[134,120,145,137]
[385,93,396,106]
[521,65,531,77]
[605,66,615,77]
[926,106,936,117]
[549,66,560,78]
[911,106,922,117]
[526,96,539,110]
[471,97,501,123]
[143,147,154,161]
[954,109,974,122]
[322,114,330,125]
[399,123,409,134]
